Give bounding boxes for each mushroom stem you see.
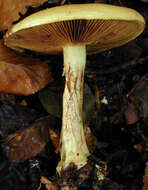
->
[57,45,90,174]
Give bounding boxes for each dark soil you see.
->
[1,0,148,190]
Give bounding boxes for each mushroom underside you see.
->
[5,19,144,54]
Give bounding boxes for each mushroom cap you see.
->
[4,4,145,54]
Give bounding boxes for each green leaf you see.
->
[39,87,62,118]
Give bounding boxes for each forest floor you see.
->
[0,0,148,190]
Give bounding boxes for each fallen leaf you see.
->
[49,128,60,152]
[0,102,37,136]
[39,87,62,118]
[126,74,148,120]
[84,123,97,153]
[0,0,48,30]
[3,116,51,162]
[40,176,58,190]
[124,103,139,125]
[0,40,53,95]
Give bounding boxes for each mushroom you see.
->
[4,4,145,175]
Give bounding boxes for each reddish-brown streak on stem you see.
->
[66,64,72,94]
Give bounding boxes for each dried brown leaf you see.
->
[40,176,58,190]
[3,117,50,162]
[0,0,48,30]
[127,74,148,119]
[124,103,139,125]
[84,123,97,153]
[0,102,38,136]
[49,129,60,152]
[0,40,53,95]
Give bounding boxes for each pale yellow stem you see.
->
[57,45,90,174]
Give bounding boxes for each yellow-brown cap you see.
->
[4,3,145,54]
